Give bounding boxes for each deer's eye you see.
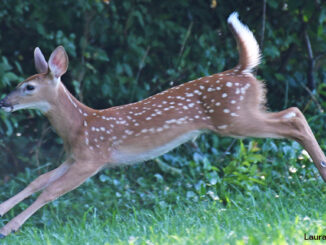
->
[26,84,35,91]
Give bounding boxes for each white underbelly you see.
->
[109,130,202,165]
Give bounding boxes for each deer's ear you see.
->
[48,46,69,79]
[34,47,48,74]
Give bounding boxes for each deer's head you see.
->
[0,46,68,113]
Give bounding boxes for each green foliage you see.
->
[0,0,325,224]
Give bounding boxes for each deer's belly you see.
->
[109,130,202,165]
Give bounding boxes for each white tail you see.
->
[227,12,261,73]
[0,12,325,237]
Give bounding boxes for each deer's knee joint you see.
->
[38,188,58,204]
[282,107,302,119]
[286,117,309,141]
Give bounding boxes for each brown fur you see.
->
[0,15,325,237]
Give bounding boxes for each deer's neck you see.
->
[45,83,92,152]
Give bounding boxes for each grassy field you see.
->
[1,136,326,245]
[1,175,326,245]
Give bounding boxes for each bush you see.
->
[0,0,325,196]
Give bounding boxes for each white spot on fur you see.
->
[63,86,78,109]
[125,130,134,135]
[283,112,296,119]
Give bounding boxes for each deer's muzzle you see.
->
[0,95,15,112]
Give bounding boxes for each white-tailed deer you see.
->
[0,12,325,237]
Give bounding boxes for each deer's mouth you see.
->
[1,106,14,113]
[0,99,51,113]
[0,98,14,112]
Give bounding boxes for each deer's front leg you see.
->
[0,159,73,218]
[0,161,101,237]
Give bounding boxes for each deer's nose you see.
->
[0,97,12,109]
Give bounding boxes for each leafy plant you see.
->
[0,0,325,204]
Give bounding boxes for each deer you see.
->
[0,12,325,238]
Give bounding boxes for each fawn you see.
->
[0,12,325,237]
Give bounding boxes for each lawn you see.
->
[1,160,326,245]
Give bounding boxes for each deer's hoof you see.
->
[321,161,326,168]
[0,233,6,239]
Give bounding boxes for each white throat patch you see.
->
[11,101,51,113]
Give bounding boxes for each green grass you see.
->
[1,179,326,245]
[1,136,326,244]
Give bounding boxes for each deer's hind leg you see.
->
[223,107,326,181]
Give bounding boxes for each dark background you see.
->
[0,0,325,186]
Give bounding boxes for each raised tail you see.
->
[227,12,261,73]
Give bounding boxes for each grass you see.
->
[1,179,326,245]
[1,136,326,244]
